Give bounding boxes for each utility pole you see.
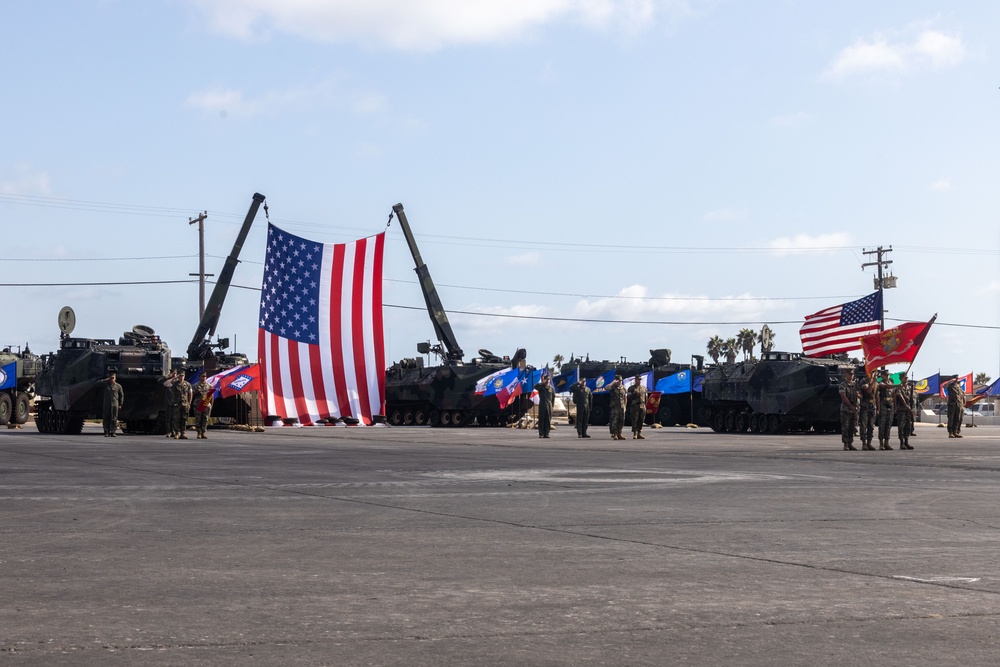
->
[188,211,214,320]
[862,246,895,331]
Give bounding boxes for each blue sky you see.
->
[2,0,998,383]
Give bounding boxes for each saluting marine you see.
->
[607,375,626,441]
[838,370,858,451]
[628,376,649,440]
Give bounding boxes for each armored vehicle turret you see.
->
[34,307,172,434]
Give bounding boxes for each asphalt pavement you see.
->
[2,420,999,665]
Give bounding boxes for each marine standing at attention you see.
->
[570,378,592,438]
[894,386,914,450]
[101,372,124,438]
[607,375,626,441]
[628,376,649,440]
[838,370,858,451]
[534,374,555,439]
[858,376,876,450]
[875,371,894,450]
[946,376,966,438]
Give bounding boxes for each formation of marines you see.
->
[840,369,916,452]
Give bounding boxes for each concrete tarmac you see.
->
[1,421,999,665]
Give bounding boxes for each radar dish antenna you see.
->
[58,306,76,336]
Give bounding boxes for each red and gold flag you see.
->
[859,315,936,373]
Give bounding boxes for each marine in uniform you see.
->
[857,376,876,450]
[171,373,193,440]
[838,371,858,451]
[570,379,592,438]
[534,374,555,438]
[607,375,626,441]
[627,376,648,440]
[875,372,894,450]
[894,386,914,450]
[946,377,966,438]
[192,377,214,439]
[101,373,124,437]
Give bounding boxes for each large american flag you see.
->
[258,224,385,425]
[799,291,882,357]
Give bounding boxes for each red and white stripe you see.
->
[799,305,879,357]
[259,233,385,425]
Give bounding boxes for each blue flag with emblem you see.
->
[0,361,15,390]
[587,370,616,393]
[914,373,939,396]
[655,370,692,394]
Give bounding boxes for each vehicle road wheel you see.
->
[451,411,466,427]
[414,409,428,426]
[14,394,30,424]
[428,411,441,427]
[767,414,781,433]
[735,413,748,433]
[723,411,736,432]
[403,410,415,426]
[389,409,403,426]
[711,412,725,432]
[0,394,11,426]
[439,411,452,426]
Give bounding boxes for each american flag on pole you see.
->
[799,291,882,357]
[258,224,385,425]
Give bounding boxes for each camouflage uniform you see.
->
[192,378,214,439]
[858,379,876,450]
[946,378,966,438]
[534,378,555,438]
[838,376,858,451]
[628,380,649,439]
[172,377,192,439]
[908,383,918,436]
[570,381,592,438]
[894,388,914,450]
[607,378,626,440]
[876,379,894,450]
[102,377,124,437]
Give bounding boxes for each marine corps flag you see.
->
[859,315,936,373]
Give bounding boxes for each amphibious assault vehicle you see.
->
[699,351,858,434]
[0,344,41,426]
[34,307,172,434]
[383,204,531,427]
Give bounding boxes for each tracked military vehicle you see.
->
[0,344,41,426]
[699,351,858,434]
[384,204,531,427]
[34,307,172,434]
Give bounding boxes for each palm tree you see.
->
[553,354,564,372]
[975,372,991,386]
[706,336,724,364]
[738,328,758,361]
[723,337,739,364]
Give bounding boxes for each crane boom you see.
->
[186,192,266,362]
[392,203,464,362]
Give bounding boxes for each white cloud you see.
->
[187,0,675,50]
[185,79,342,118]
[823,27,966,80]
[0,166,52,196]
[767,232,851,255]
[929,177,952,192]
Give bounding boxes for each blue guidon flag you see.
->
[0,361,15,390]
